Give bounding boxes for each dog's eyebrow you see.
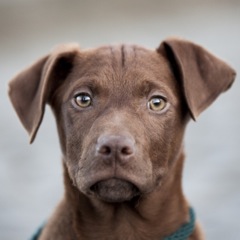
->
[61,77,102,101]
[74,77,99,90]
[136,79,171,97]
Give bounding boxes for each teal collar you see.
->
[31,208,195,240]
[30,224,44,240]
[164,207,196,240]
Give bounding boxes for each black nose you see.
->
[96,135,135,165]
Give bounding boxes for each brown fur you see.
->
[9,38,235,240]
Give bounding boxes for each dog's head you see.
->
[9,39,235,203]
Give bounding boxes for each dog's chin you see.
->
[89,178,140,203]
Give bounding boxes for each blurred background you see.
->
[0,0,239,239]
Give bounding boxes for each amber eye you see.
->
[74,93,92,108]
[148,96,167,112]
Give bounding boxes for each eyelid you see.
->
[150,95,167,100]
[73,91,91,98]
[148,92,168,101]
[72,87,93,99]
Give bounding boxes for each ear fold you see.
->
[9,43,80,143]
[158,38,236,120]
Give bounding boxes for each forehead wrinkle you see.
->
[110,45,122,71]
[121,45,125,67]
[106,45,129,91]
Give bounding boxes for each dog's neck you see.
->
[62,152,189,240]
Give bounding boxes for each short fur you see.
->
[9,38,236,240]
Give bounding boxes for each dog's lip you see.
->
[88,177,141,202]
[89,177,139,192]
[80,168,155,196]
[85,175,143,194]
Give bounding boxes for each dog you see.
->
[9,38,236,240]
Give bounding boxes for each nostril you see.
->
[99,145,112,155]
[121,146,133,155]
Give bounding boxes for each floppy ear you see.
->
[157,38,236,120]
[9,43,80,143]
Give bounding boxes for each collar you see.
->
[31,208,195,240]
[163,207,196,240]
[31,224,44,240]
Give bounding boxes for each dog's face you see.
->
[9,39,235,203]
[52,46,187,202]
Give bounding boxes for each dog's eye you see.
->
[74,93,92,108]
[148,96,167,112]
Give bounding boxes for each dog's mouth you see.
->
[89,178,140,203]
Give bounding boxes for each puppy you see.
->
[9,38,236,240]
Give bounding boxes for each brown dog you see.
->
[9,38,235,240]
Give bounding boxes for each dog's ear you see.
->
[157,38,236,120]
[9,43,80,143]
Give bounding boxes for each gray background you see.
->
[0,0,239,239]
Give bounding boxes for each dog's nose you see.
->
[96,135,135,165]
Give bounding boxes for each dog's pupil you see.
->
[152,98,161,106]
[81,95,90,103]
[76,94,91,107]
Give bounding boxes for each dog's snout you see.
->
[96,135,135,164]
